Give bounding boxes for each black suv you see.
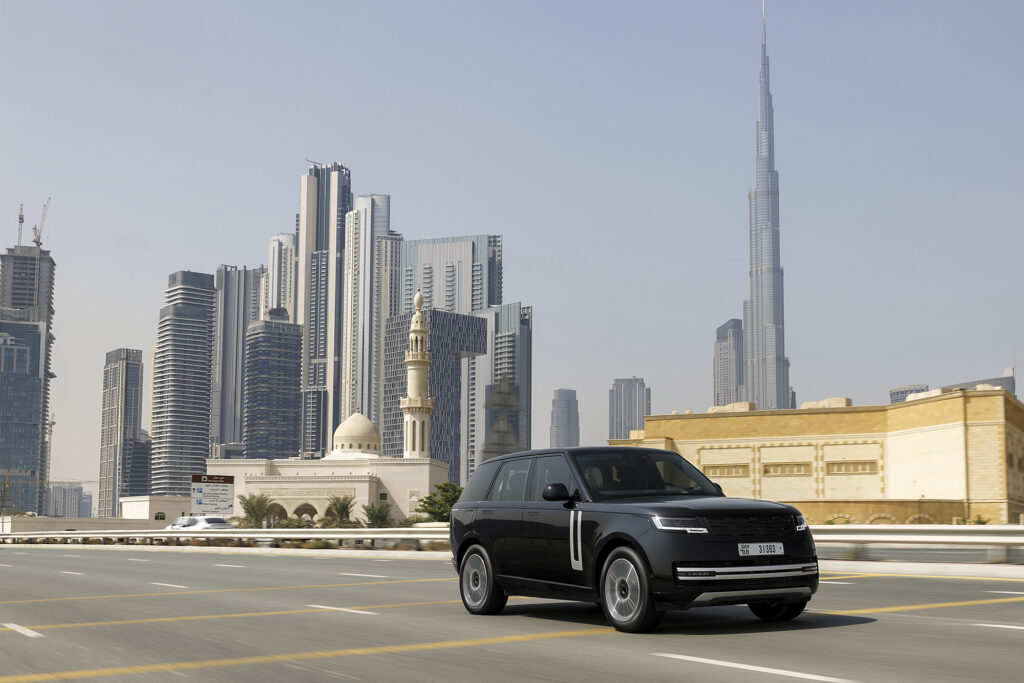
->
[451,447,817,632]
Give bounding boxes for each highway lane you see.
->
[1,546,1022,682]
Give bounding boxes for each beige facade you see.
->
[119,495,191,521]
[612,389,1024,524]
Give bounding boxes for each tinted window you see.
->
[528,455,577,501]
[203,518,227,524]
[459,460,500,503]
[485,459,531,502]
[572,450,719,500]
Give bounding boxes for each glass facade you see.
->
[98,348,145,517]
[609,377,651,441]
[0,331,42,513]
[550,388,580,448]
[243,314,302,459]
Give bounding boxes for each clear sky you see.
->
[1,1,1021,486]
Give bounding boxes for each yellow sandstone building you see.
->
[612,388,1024,524]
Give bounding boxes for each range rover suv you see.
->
[451,447,817,632]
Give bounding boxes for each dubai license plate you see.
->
[738,542,784,556]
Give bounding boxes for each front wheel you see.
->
[600,546,663,632]
[748,599,808,622]
[459,545,507,615]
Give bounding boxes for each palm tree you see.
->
[361,502,393,528]
[237,493,274,528]
[322,494,356,527]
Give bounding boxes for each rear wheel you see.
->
[459,545,507,615]
[600,546,663,632]
[748,599,808,621]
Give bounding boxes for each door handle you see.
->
[481,509,494,515]
[527,511,541,516]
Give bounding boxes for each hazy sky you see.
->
[1,1,1021,486]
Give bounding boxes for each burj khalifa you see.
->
[739,9,792,410]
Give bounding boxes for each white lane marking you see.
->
[63,554,80,557]
[3,623,45,639]
[820,581,855,585]
[974,623,1024,631]
[0,564,11,567]
[372,559,392,562]
[214,564,246,568]
[13,552,27,555]
[307,604,377,616]
[127,558,151,562]
[987,591,1024,595]
[651,653,855,682]
[60,571,83,575]
[338,573,388,578]
[152,582,189,589]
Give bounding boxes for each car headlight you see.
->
[794,515,808,532]
[651,516,708,533]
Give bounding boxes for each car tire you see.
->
[748,599,808,621]
[599,546,663,632]
[459,545,507,615]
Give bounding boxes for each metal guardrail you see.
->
[2,524,1022,560]
[0,527,450,550]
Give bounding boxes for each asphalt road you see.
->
[1,546,1022,682]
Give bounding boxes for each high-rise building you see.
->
[382,307,486,483]
[0,330,42,513]
[210,264,265,449]
[46,482,84,517]
[128,432,151,497]
[78,491,93,518]
[341,195,402,426]
[714,319,744,406]
[0,213,56,514]
[889,384,929,404]
[609,377,651,440]
[150,271,216,496]
[97,348,145,517]
[740,12,792,411]
[550,388,580,448]
[400,235,502,314]
[297,162,353,458]
[243,309,302,459]
[469,303,532,474]
[261,233,298,322]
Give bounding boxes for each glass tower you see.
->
[550,388,580,448]
[609,377,651,441]
[98,348,144,517]
[243,310,302,459]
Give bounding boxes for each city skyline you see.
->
[1,1,1021,484]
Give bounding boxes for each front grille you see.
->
[700,515,795,537]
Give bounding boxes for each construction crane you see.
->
[32,197,50,248]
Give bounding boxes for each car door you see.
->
[476,458,531,578]
[522,454,583,586]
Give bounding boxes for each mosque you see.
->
[207,292,448,524]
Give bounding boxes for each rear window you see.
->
[203,518,228,524]
[459,460,500,503]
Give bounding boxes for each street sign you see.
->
[190,474,235,516]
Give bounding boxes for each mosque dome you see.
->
[327,412,381,455]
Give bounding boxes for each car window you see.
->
[459,460,500,503]
[204,518,227,524]
[572,450,719,500]
[527,455,577,501]
[485,459,531,502]
[184,518,198,527]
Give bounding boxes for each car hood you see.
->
[588,495,797,517]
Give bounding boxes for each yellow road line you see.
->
[0,577,456,605]
[0,627,613,682]
[0,599,469,633]
[825,595,1024,615]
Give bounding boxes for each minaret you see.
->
[741,6,791,410]
[400,290,435,458]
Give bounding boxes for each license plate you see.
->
[738,542,783,556]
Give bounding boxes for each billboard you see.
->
[190,474,235,516]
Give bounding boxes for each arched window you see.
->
[154,512,166,520]
[420,420,425,452]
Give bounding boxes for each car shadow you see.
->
[502,601,875,633]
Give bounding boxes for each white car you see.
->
[165,516,235,530]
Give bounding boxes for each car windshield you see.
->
[571,450,719,500]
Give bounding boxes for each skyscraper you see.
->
[341,195,401,426]
[740,12,792,410]
[609,377,651,440]
[210,264,265,449]
[0,330,42,513]
[713,319,744,406]
[243,309,302,459]
[150,271,216,496]
[400,235,502,314]
[98,348,145,517]
[261,233,298,322]
[550,388,580,448]
[47,482,84,517]
[0,211,56,514]
[297,162,353,458]
[382,307,486,483]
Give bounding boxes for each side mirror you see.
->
[542,482,571,501]
[713,482,724,495]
